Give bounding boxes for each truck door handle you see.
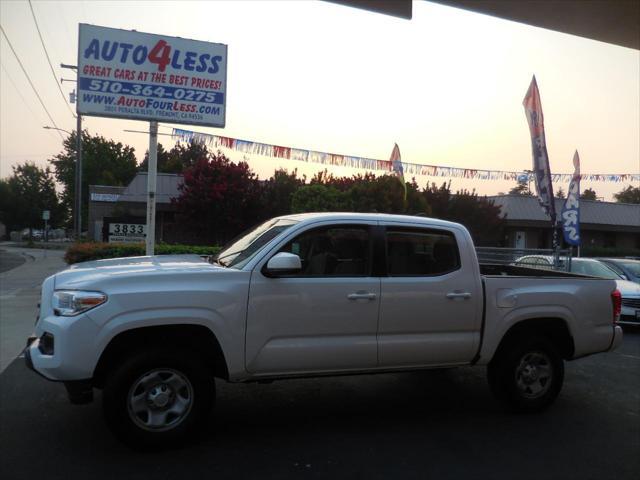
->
[446,292,471,300]
[348,292,377,301]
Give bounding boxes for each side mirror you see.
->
[264,252,302,276]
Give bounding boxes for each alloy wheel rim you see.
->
[127,368,194,432]
[515,351,553,399]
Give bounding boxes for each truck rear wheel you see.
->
[102,348,214,449]
[487,336,564,412]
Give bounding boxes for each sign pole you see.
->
[75,113,82,239]
[42,210,50,257]
[145,121,158,256]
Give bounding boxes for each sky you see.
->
[1,0,638,201]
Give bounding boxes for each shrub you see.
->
[64,242,221,264]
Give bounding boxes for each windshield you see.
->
[570,260,622,280]
[215,218,298,269]
[617,260,640,276]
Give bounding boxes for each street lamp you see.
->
[43,126,72,135]
[43,123,82,239]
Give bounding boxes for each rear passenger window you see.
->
[386,229,460,276]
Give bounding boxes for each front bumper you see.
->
[619,298,640,325]
[24,337,39,374]
[28,312,100,381]
[619,306,639,325]
[25,335,94,404]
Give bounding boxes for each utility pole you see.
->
[61,63,81,240]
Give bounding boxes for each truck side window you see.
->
[386,229,460,276]
[279,226,371,276]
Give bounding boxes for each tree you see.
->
[555,187,566,199]
[309,171,429,215]
[423,181,452,217]
[405,179,430,215]
[423,182,506,246]
[347,175,407,214]
[139,141,211,174]
[508,182,533,196]
[259,169,306,219]
[448,189,506,246]
[580,188,598,201]
[291,184,350,213]
[49,131,138,227]
[0,162,62,237]
[0,178,16,237]
[613,185,640,204]
[173,153,261,243]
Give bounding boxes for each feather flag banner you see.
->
[523,76,556,221]
[389,143,407,200]
[171,128,639,183]
[389,143,404,180]
[561,151,582,246]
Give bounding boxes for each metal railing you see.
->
[475,247,573,272]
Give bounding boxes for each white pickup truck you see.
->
[25,213,623,448]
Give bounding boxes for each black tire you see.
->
[487,336,564,413]
[102,348,214,449]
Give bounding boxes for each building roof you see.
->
[89,173,183,204]
[488,195,640,228]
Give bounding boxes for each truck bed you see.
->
[480,263,587,278]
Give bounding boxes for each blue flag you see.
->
[561,151,581,246]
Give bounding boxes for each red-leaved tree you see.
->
[173,152,262,244]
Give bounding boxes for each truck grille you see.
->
[622,298,640,309]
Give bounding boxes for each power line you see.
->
[28,0,76,118]
[0,24,64,141]
[1,61,52,134]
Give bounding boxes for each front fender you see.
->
[91,307,235,374]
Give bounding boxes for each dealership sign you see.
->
[77,24,227,127]
[107,221,146,243]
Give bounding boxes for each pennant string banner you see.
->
[171,128,640,183]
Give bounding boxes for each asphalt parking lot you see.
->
[0,327,638,480]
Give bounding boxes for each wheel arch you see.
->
[92,324,229,388]
[491,317,575,362]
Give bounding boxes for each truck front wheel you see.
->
[487,336,564,412]
[102,348,214,449]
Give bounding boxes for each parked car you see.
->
[597,258,640,284]
[26,213,623,448]
[20,228,43,240]
[514,256,640,325]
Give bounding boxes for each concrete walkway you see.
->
[0,246,67,373]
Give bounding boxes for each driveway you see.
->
[0,250,26,273]
[0,246,66,372]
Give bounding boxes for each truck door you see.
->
[246,223,379,374]
[378,225,482,367]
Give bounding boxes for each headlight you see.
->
[52,290,107,316]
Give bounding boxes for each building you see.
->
[488,194,640,252]
[88,173,186,243]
